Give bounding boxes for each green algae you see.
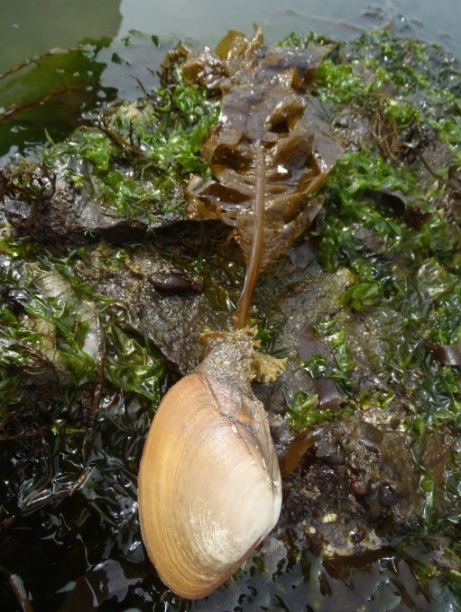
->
[41,80,219,220]
[0,247,165,410]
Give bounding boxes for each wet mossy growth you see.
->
[268,29,461,607]
[0,246,168,609]
[0,28,461,610]
[1,52,220,233]
[40,74,220,221]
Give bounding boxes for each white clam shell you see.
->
[138,371,282,599]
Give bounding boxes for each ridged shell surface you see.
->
[138,371,282,599]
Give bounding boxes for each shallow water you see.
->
[2,0,461,70]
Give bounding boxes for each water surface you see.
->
[2,0,461,70]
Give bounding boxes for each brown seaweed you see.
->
[183,28,343,326]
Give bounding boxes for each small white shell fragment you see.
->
[322,513,338,524]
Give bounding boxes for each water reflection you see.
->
[3,0,460,72]
[0,33,166,162]
[117,0,460,56]
[1,0,122,73]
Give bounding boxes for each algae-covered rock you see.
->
[1,27,461,610]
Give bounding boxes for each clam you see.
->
[138,330,282,599]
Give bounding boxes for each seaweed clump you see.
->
[184,28,343,325]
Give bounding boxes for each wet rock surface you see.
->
[3,185,170,244]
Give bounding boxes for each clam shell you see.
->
[138,371,282,599]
